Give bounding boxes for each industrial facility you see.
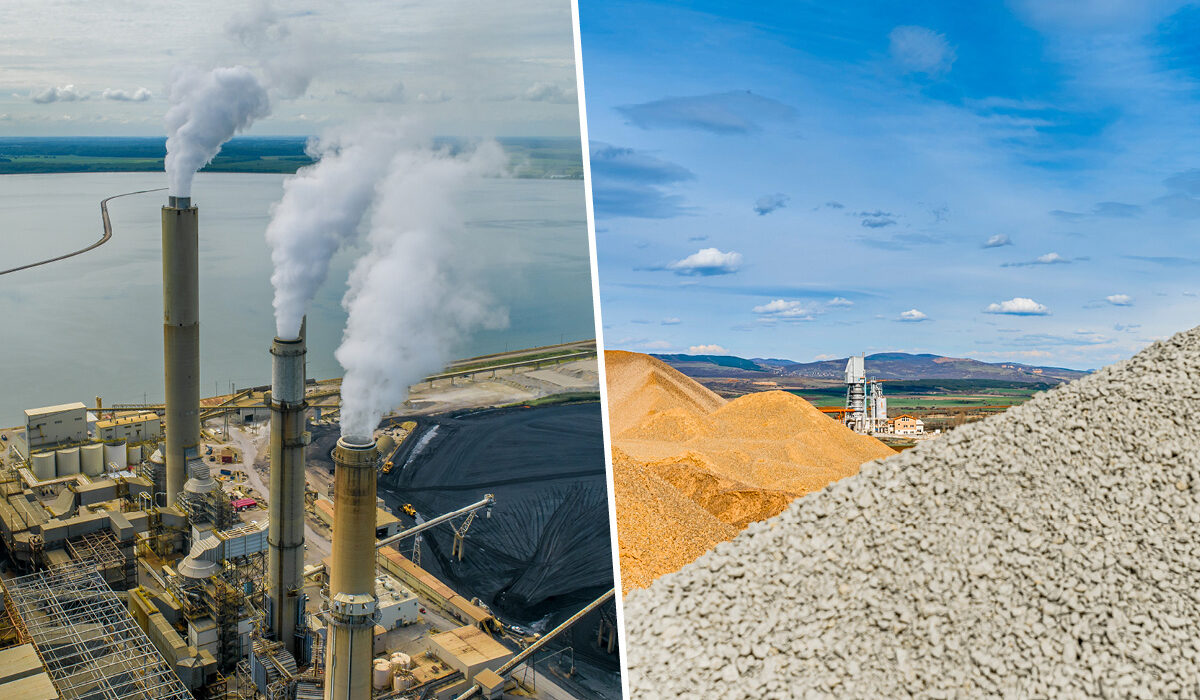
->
[833,355,924,437]
[0,194,611,700]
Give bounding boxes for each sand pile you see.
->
[625,327,1200,698]
[606,351,894,591]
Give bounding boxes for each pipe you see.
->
[323,437,378,700]
[162,198,200,508]
[451,589,616,700]
[306,494,494,578]
[268,320,308,656]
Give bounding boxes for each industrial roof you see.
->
[24,402,87,418]
[0,643,43,683]
[431,625,510,667]
[0,672,58,700]
[94,413,159,429]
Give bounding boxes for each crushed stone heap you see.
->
[606,351,894,591]
[625,328,1200,698]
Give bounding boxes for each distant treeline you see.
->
[0,136,583,179]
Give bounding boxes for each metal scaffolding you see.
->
[67,530,134,590]
[4,560,192,700]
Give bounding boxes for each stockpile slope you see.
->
[625,328,1200,698]
[607,351,894,592]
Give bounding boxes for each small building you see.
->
[375,574,420,629]
[891,414,925,436]
[23,402,88,454]
[95,412,162,443]
[427,625,513,685]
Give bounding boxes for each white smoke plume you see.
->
[225,0,319,99]
[266,122,419,339]
[336,141,508,442]
[164,66,270,197]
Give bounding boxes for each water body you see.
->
[0,172,593,425]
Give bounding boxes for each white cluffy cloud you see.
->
[983,234,1012,248]
[524,82,576,104]
[889,25,956,76]
[753,299,819,319]
[898,309,928,322]
[103,87,152,102]
[689,344,728,354]
[30,84,86,103]
[1106,294,1133,306]
[667,247,743,276]
[984,297,1050,315]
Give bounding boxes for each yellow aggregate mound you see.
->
[607,350,896,593]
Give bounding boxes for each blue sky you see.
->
[580,0,1200,369]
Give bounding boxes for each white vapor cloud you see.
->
[164,65,271,197]
[1106,294,1133,306]
[336,139,509,441]
[667,247,742,276]
[898,309,929,322]
[984,297,1050,315]
[266,120,424,339]
[983,234,1012,248]
[689,344,728,354]
[224,0,318,99]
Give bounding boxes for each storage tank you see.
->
[105,441,127,468]
[392,673,413,693]
[81,443,104,476]
[128,444,143,464]
[56,447,80,476]
[31,452,55,481]
[390,652,411,670]
[372,659,393,690]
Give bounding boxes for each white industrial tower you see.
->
[844,354,888,434]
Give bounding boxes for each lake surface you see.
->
[0,172,594,425]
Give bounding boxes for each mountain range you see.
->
[652,352,1089,383]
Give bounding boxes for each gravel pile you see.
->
[625,329,1200,698]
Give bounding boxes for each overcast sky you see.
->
[581,0,1200,370]
[0,0,581,137]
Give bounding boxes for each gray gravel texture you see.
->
[624,328,1200,699]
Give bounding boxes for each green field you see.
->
[788,379,1048,411]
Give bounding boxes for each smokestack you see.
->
[268,320,308,656]
[162,198,200,508]
[324,436,378,700]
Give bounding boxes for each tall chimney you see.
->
[268,321,308,656]
[324,436,378,700]
[162,196,199,508]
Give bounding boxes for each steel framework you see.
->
[4,560,192,700]
[67,530,134,590]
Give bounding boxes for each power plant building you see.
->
[19,402,88,456]
[95,413,162,442]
